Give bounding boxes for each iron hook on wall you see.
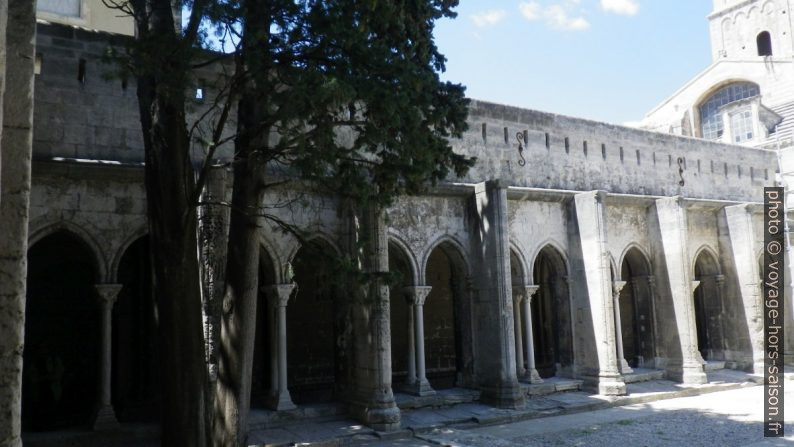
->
[677,157,685,187]
[516,131,526,167]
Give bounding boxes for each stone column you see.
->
[472,180,524,408]
[513,290,526,378]
[723,205,765,374]
[94,284,123,429]
[654,197,707,384]
[523,285,543,383]
[0,1,35,445]
[403,286,434,396]
[264,284,296,411]
[346,205,400,430]
[691,280,706,364]
[404,293,417,388]
[714,274,728,355]
[572,191,626,395]
[645,275,658,365]
[612,281,633,374]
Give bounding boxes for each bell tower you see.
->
[708,0,793,62]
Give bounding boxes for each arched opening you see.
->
[693,250,724,361]
[698,82,760,140]
[757,31,773,56]
[619,248,655,369]
[112,236,159,422]
[532,246,573,378]
[288,239,341,404]
[424,242,467,389]
[23,231,101,431]
[251,248,277,408]
[388,241,414,388]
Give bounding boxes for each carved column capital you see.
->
[612,280,627,300]
[263,284,296,308]
[403,286,432,306]
[512,287,525,305]
[645,275,656,287]
[95,284,123,306]
[714,274,726,287]
[525,285,540,303]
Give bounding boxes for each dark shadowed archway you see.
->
[693,249,725,360]
[388,241,414,388]
[619,247,656,368]
[424,241,470,389]
[113,235,159,422]
[532,245,573,378]
[23,231,101,431]
[288,239,342,403]
[251,248,277,408]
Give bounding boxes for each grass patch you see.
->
[615,419,636,426]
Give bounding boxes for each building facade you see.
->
[22,0,790,435]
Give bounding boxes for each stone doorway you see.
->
[23,231,100,431]
[531,246,573,379]
[113,236,159,423]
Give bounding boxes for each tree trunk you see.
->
[0,1,36,446]
[211,3,270,444]
[211,129,263,446]
[133,1,208,445]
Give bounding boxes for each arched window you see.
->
[698,82,760,140]
[757,31,772,56]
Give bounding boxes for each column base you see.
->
[401,379,436,397]
[619,359,634,375]
[266,390,297,411]
[584,373,627,396]
[479,381,525,409]
[682,364,708,385]
[667,363,708,384]
[349,400,401,432]
[520,368,544,384]
[92,404,119,430]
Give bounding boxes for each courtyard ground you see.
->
[389,385,794,447]
[23,369,789,446]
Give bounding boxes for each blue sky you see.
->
[434,1,713,125]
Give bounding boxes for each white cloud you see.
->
[470,9,507,28]
[519,2,542,21]
[545,4,590,30]
[518,1,590,31]
[600,0,639,16]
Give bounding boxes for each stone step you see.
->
[523,378,584,396]
[622,369,665,384]
[704,361,726,372]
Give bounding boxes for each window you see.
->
[730,108,754,143]
[757,31,772,56]
[698,82,759,140]
[37,0,81,18]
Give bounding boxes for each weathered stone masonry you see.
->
[21,21,794,433]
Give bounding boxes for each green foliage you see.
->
[106,0,474,208]
[205,0,476,208]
